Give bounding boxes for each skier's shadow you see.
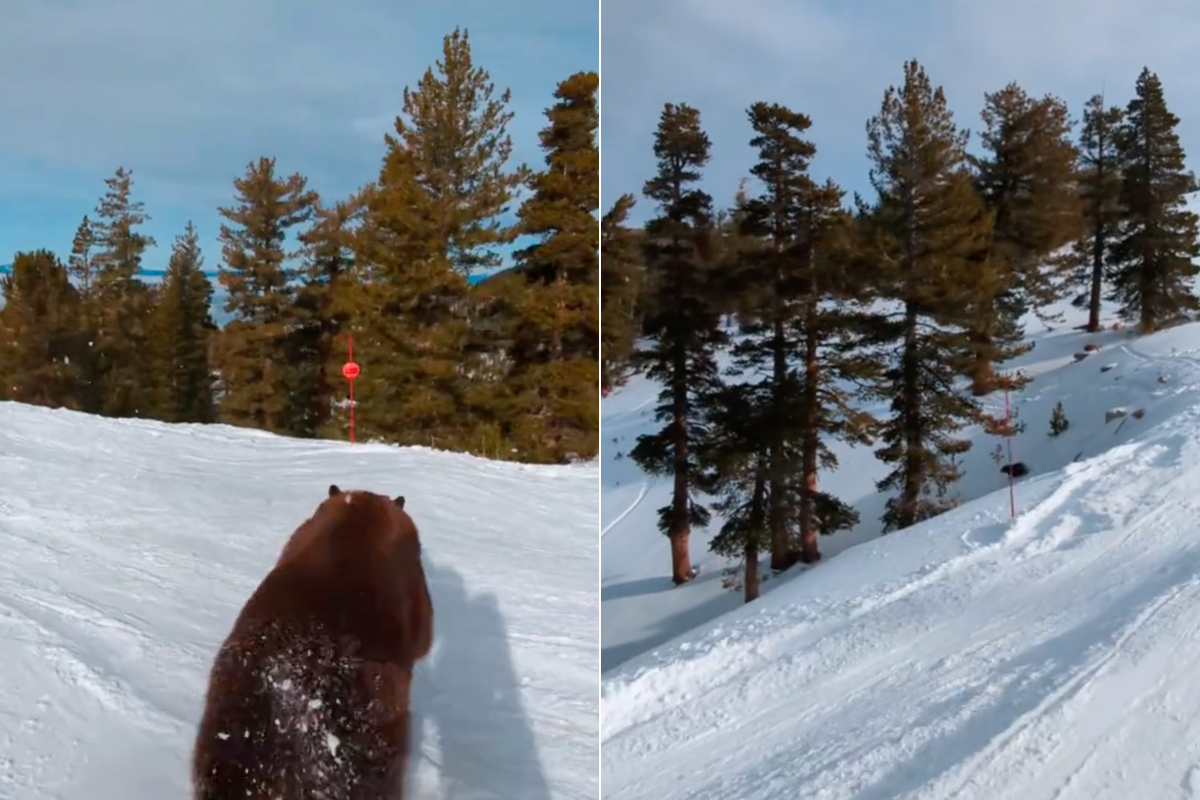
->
[408,559,551,800]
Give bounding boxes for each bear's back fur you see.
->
[191,486,434,800]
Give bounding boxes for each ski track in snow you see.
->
[601,482,646,538]
[602,308,1200,799]
[0,402,598,800]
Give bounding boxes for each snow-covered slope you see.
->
[602,311,1200,798]
[0,402,598,799]
[603,359,893,672]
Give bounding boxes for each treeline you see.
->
[0,29,599,465]
[600,61,1200,596]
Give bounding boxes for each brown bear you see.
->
[191,485,434,800]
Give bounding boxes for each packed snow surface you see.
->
[602,310,1200,798]
[0,401,598,800]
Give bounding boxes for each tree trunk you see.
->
[768,310,792,572]
[800,466,821,562]
[1087,222,1105,333]
[670,339,694,586]
[745,461,767,603]
[670,529,694,585]
[900,302,923,530]
[1141,248,1155,335]
[969,329,995,397]
[799,298,822,564]
[744,538,759,603]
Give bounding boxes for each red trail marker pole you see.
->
[342,337,360,444]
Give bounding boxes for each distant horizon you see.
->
[0,264,494,284]
[0,266,494,327]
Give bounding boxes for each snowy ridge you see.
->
[0,400,598,799]
[602,312,1200,798]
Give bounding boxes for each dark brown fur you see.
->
[192,485,434,800]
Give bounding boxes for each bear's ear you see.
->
[329,484,342,498]
[393,495,405,509]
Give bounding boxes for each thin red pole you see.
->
[348,336,355,444]
[1005,389,1015,517]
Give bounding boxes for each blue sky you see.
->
[0,0,597,273]
[601,0,1200,224]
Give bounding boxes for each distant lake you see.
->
[0,266,492,327]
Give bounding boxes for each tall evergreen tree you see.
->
[215,156,317,433]
[629,102,724,585]
[149,222,216,423]
[858,60,997,532]
[348,28,524,453]
[726,102,875,569]
[292,199,361,439]
[1068,94,1125,332]
[415,28,528,280]
[968,83,1082,393]
[65,215,102,413]
[0,250,83,408]
[67,215,98,296]
[502,70,600,463]
[90,167,157,417]
[704,380,771,602]
[1108,68,1200,333]
[600,194,642,393]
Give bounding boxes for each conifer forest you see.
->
[600,60,1200,595]
[0,29,599,466]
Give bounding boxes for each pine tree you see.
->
[65,215,102,413]
[726,102,876,568]
[350,174,468,450]
[969,83,1082,393]
[90,167,158,417]
[149,222,216,423]
[629,102,725,585]
[1069,94,1125,332]
[348,28,525,453]
[600,194,642,393]
[0,250,83,407]
[1108,68,1200,333]
[858,60,997,532]
[215,156,317,433]
[502,70,600,463]
[292,199,361,439]
[67,216,98,297]
[704,381,771,603]
[413,28,528,281]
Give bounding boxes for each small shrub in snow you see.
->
[1049,401,1069,437]
[721,568,741,591]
